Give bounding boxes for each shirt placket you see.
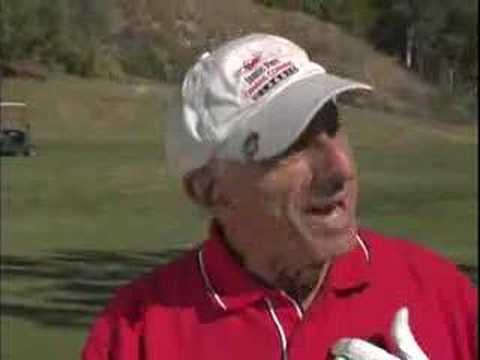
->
[264,293,304,360]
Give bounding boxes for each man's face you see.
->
[214,102,358,268]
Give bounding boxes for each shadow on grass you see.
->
[1,247,190,329]
[1,248,477,330]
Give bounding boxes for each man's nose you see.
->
[310,135,354,194]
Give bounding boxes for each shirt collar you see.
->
[326,231,371,291]
[199,221,372,311]
[199,222,275,311]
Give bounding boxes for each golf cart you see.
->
[0,101,36,156]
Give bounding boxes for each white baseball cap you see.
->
[166,33,372,178]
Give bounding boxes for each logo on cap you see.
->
[243,55,262,72]
[240,58,299,101]
[237,54,262,76]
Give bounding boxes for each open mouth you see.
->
[287,195,352,234]
[301,195,352,230]
[306,199,346,217]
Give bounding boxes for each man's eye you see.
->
[324,116,341,137]
[315,100,340,137]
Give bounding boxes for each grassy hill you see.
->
[109,0,447,121]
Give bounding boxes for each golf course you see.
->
[1,75,477,359]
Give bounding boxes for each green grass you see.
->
[1,77,477,359]
[343,107,478,264]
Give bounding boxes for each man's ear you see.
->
[183,168,232,213]
[182,170,207,207]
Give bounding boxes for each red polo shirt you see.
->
[82,225,477,359]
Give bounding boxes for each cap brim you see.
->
[165,88,216,178]
[218,73,372,161]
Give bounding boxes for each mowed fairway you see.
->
[1,77,477,359]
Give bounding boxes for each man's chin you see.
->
[301,220,358,261]
[285,204,357,259]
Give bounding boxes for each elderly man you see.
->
[83,34,477,360]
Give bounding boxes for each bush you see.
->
[118,45,169,80]
[1,0,118,78]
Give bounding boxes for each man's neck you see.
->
[271,261,330,310]
[216,222,329,310]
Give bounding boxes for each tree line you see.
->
[262,0,478,118]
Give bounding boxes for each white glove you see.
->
[331,307,429,360]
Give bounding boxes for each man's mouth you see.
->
[307,199,346,216]
[306,193,347,214]
[303,194,350,229]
